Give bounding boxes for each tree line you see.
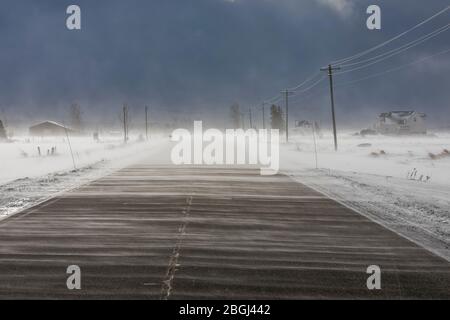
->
[230,103,285,132]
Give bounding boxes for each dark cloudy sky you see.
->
[0,0,449,128]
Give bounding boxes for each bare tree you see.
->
[69,103,83,132]
[230,103,242,129]
[0,119,7,139]
[270,104,285,132]
[118,104,130,143]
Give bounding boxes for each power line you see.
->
[335,23,450,75]
[261,73,320,105]
[256,5,450,125]
[263,94,282,105]
[290,48,450,101]
[287,72,322,91]
[290,85,328,104]
[289,75,326,97]
[338,23,450,68]
[335,47,450,88]
[330,5,450,66]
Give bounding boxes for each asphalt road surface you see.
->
[0,162,449,299]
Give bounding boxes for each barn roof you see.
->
[29,121,71,130]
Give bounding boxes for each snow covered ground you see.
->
[281,131,450,261]
[0,135,169,220]
[0,136,158,185]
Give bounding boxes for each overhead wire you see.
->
[338,23,450,68]
[330,5,449,66]
[334,47,450,88]
[334,23,450,74]
[256,5,450,108]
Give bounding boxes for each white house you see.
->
[375,111,427,135]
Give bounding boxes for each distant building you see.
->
[294,120,313,128]
[375,111,426,135]
[29,121,75,137]
[293,120,322,137]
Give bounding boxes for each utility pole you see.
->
[123,104,128,143]
[281,89,293,143]
[312,121,318,169]
[249,107,253,129]
[320,64,341,151]
[145,106,149,141]
[262,103,266,130]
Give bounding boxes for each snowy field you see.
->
[283,131,450,184]
[0,136,156,185]
[281,131,450,260]
[0,135,169,219]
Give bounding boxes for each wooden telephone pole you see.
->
[320,64,340,151]
[123,104,129,143]
[262,103,266,130]
[281,89,294,143]
[145,106,149,140]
